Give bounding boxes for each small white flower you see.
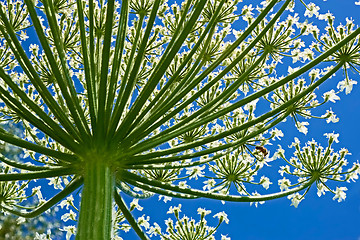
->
[333,187,348,202]
[287,193,303,208]
[147,222,161,237]
[339,148,350,158]
[197,207,211,217]
[242,4,254,19]
[120,224,131,232]
[324,132,340,143]
[221,234,231,240]
[318,11,334,21]
[272,146,285,160]
[203,179,216,191]
[58,195,74,210]
[278,165,290,177]
[186,165,205,180]
[60,225,76,240]
[337,79,357,94]
[167,204,181,214]
[61,210,77,222]
[34,232,48,240]
[178,181,189,189]
[32,186,43,202]
[317,183,328,197]
[260,176,272,190]
[321,109,339,123]
[213,211,229,224]
[309,68,321,79]
[48,177,63,190]
[137,215,150,230]
[130,199,143,211]
[19,30,29,41]
[244,99,259,111]
[323,90,340,103]
[29,44,39,54]
[297,121,309,135]
[304,3,320,18]
[347,171,358,182]
[270,128,284,140]
[278,177,291,191]
[164,218,173,227]
[249,191,265,207]
[158,195,172,203]
[288,66,300,74]
[291,137,301,148]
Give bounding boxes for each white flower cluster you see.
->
[277,134,360,207]
[146,204,230,239]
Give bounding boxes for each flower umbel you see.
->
[278,134,359,207]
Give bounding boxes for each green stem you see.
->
[0,129,78,163]
[109,13,146,135]
[0,84,78,152]
[76,0,96,131]
[3,177,83,218]
[0,11,82,145]
[124,177,200,199]
[127,63,342,157]
[112,0,208,142]
[77,159,115,240]
[129,108,290,165]
[41,0,91,138]
[114,192,150,240]
[23,0,89,142]
[116,181,154,199]
[0,155,58,171]
[96,0,115,140]
[127,0,225,134]
[126,0,288,143]
[0,67,78,151]
[0,168,75,181]
[122,170,316,202]
[105,0,129,131]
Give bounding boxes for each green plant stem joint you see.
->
[339,54,350,62]
[226,174,237,182]
[287,105,297,114]
[311,171,321,181]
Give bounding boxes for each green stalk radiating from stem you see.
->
[77,159,115,240]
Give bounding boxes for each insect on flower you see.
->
[255,146,268,157]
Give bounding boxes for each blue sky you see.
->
[123,1,360,240]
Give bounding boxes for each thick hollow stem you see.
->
[77,159,115,240]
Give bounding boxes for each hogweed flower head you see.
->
[278,134,359,207]
[155,205,228,240]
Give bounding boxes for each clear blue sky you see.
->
[124,1,360,240]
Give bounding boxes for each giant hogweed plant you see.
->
[0,0,359,239]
